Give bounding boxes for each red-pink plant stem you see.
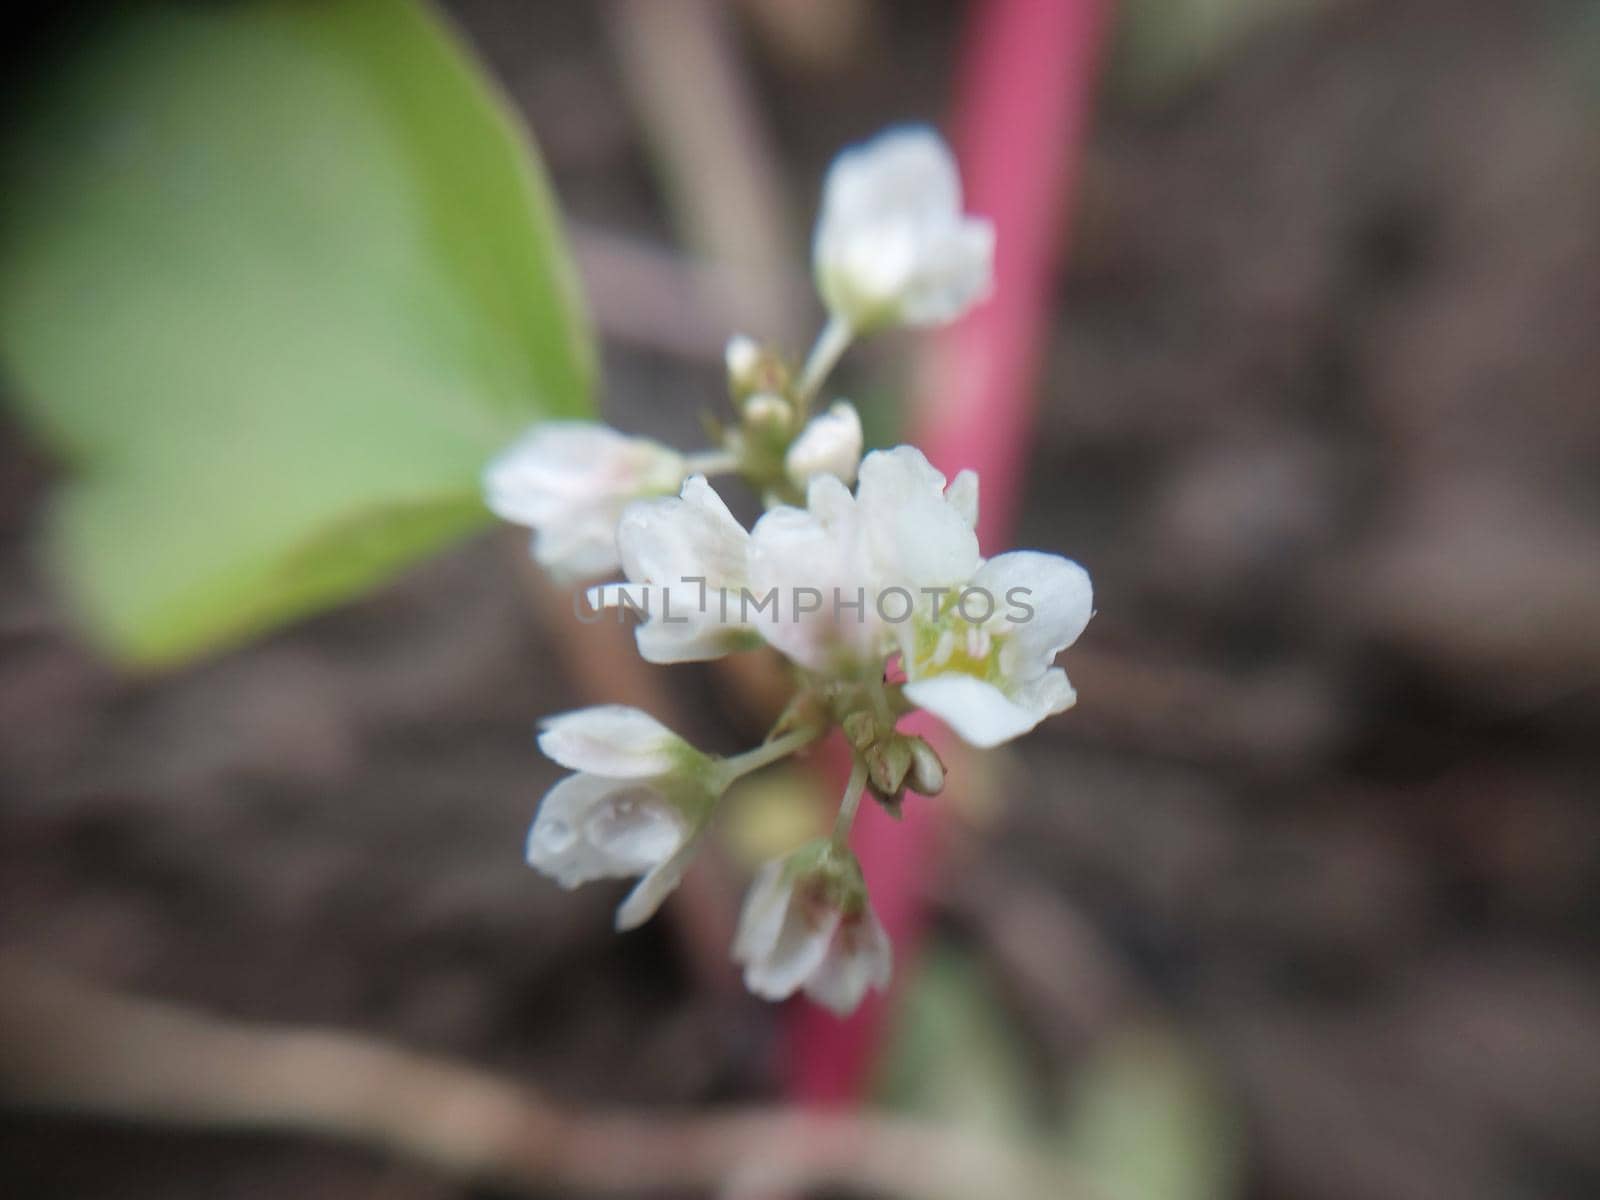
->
[782,0,1115,1104]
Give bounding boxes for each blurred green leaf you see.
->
[875,943,1037,1137]
[1062,1027,1240,1200]
[1116,0,1336,100]
[879,943,1240,1200]
[0,0,593,664]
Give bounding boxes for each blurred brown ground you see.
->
[2,1,1598,1197]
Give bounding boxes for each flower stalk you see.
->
[715,723,827,788]
[831,756,870,849]
[795,314,853,405]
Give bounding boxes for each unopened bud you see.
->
[725,334,761,392]
[743,391,794,431]
[785,400,863,489]
[867,737,912,798]
[842,711,877,751]
[907,737,945,795]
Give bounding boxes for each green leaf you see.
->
[875,943,1038,1137]
[1115,0,1336,101]
[1061,1027,1240,1200]
[878,944,1241,1200]
[0,0,594,664]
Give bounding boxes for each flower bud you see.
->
[743,391,795,432]
[907,736,945,795]
[866,735,912,798]
[725,333,761,392]
[732,841,891,1015]
[842,711,878,751]
[785,400,863,490]
[813,127,994,332]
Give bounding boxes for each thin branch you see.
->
[607,0,805,347]
[0,955,1090,1200]
[569,224,806,361]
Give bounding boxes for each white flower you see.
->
[797,444,1088,747]
[588,476,759,663]
[900,550,1093,748]
[785,401,863,490]
[484,422,687,581]
[748,442,1090,744]
[528,705,719,930]
[747,474,879,673]
[813,126,995,332]
[732,844,891,1015]
[748,446,978,674]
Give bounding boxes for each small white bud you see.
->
[785,400,863,489]
[743,391,795,431]
[813,127,994,332]
[725,334,762,391]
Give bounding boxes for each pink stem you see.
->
[782,0,1115,1104]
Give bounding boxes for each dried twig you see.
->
[570,224,806,361]
[0,954,1088,1200]
[607,0,805,346]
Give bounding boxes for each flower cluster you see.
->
[487,127,1092,1015]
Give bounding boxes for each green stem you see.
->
[717,724,825,787]
[795,315,853,408]
[683,448,742,476]
[831,756,869,848]
[869,678,896,730]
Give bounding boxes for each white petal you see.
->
[484,423,686,581]
[484,424,627,523]
[582,787,687,870]
[973,551,1092,674]
[899,218,995,326]
[903,674,1047,748]
[631,620,741,665]
[945,469,980,531]
[804,904,893,1015]
[816,128,962,255]
[587,582,646,612]
[617,476,749,590]
[528,524,623,581]
[526,774,687,887]
[731,859,792,964]
[743,900,843,1002]
[537,705,687,777]
[856,447,980,591]
[748,478,887,671]
[733,861,847,1002]
[1012,666,1077,720]
[609,476,755,663]
[785,401,864,489]
[615,838,698,931]
[526,774,627,887]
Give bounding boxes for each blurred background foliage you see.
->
[1,0,592,664]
